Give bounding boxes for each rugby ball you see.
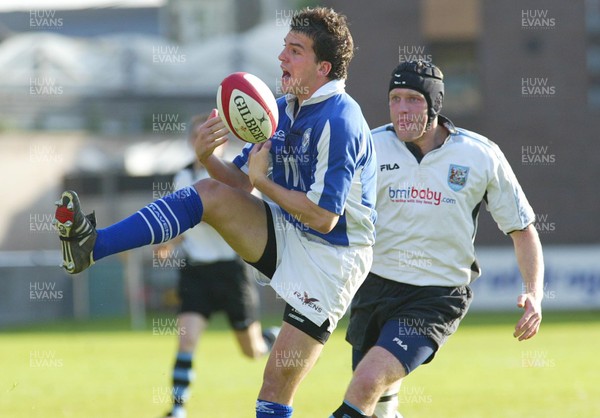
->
[216,72,278,143]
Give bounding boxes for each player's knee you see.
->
[352,365,401,403]
[193,178,221,199]
[193,178,238,224]
[352,366,385,393]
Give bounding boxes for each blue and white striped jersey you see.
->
[233,79,377,247]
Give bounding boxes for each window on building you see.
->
[422,0,481,116]
[427,42,480,116]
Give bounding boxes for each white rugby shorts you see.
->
[257,202,373,332]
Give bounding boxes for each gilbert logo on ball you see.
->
[217,72,279,143]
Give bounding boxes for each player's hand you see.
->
[193,109,230,163]
[248,140,272,188]
[513,293,542,341]
[154,243,172,260]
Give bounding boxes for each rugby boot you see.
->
[53,190,97,274]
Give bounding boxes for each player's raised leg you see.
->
[54,179,269,274]
[192,179,268,263]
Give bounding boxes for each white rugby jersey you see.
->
[234,79,377,247]
[372,117,535,287]
[174,164,237,263]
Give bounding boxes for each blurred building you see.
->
[0,0,292,134]
[326,0,600,245]
[1,0,599,327]
[165,0,281,43]
[0,1,163,40]
[0,0,292,326]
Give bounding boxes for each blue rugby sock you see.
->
[93,186,203,261]
[256,399,293,417]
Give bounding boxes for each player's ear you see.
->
[318,61,332,78]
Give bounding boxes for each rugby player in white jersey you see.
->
[332,60,544,418]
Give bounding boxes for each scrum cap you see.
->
[389,60,444,123]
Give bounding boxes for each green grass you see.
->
[0,311,599,417]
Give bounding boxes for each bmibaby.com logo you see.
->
[388,186,456,206]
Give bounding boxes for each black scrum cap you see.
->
[389,60,444,123]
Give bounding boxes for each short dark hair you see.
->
[290,7,354,80]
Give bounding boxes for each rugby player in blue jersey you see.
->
[54,7,377,418]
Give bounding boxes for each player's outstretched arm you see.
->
[510,224,544,341]
[248,141,339,234]
[193,109,253,192]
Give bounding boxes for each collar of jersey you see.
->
[384,115,458,162]
[438,115,457,134]
[285,79,346,108]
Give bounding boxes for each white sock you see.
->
[374,384,402,418]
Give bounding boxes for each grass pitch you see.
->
[0,311,598,417]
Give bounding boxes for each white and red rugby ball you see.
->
[216,72,278,143]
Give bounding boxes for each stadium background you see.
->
[0,0,598,417]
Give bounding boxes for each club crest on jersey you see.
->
[447,164,469,191]
[272,129,286,142]
[301,128,311,153]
